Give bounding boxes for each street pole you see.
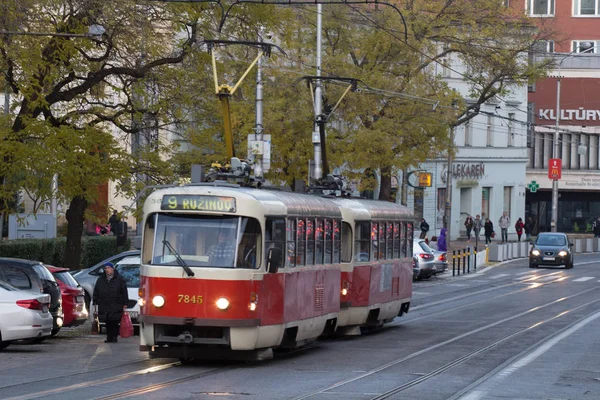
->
[254,28,264,178]
[312,4,323,181]
[551,70,561,232]
[444,125,455,240]
[0,85,8,238]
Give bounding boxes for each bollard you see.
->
[467,247,471,273]
[457,249,461,275]
[453,250,456,276]
[474,246,477,271]
[462,249,466,274]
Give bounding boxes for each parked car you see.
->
[45,266,88,329]
[412,238,436,280]
[72,250,140,310]
[89,256,140,330]
[432,250,448,274]
[0,258,63,336]
[529,232,574,269]
[0,280,53,350]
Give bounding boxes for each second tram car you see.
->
[138,183,414,360]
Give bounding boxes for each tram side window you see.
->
[306,218,315,266]
[371,223,379,260]
[286,219,296,267]
[333,220,341,263]
[378,223,386,260]
[354,222,371,262]
[265,218,285,269]
[401,222,407,258]
[341,222,352,263]
[296,219,306,266]
[393,222,401,259]
[407,222,414,257]
[386,223,394,260]
[324,219,333,264]
[315,219,324,265]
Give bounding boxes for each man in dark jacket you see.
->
[93,262,129,343]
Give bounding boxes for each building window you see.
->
[503,186,512,217]
[482,187,491,221]
[507,112,515,147]
[465,122,472,146]
[574,0,599,15]
[486,115,493,147]
[572,40,598,53]
[528,0,555,15]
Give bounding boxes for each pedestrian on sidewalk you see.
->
[498,212,510,243]
[464,215,474,242]
[473,215,483,246]
[515,218,524,241]
[420,218,429,240]
[525,217,534,240]
[438,227,447,252]
[593,217,600,238]
[93,262,129,343]
[484,218,494,245]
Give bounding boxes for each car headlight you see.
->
[531,249,540,256]
[216,297,230,310]
[558,250,568,257]
[152,295,165,308]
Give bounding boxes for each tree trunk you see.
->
[378,166,392,201]
[64,195,88,269]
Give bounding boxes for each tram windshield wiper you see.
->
[162,240,195,277]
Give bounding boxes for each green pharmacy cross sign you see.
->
[528,181,539,193]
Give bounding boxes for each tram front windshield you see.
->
[147,214,261,269]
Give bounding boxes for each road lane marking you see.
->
[573,277,594,282]
[490,274,509,279]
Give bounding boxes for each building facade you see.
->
[525,0,600,233]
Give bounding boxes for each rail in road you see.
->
[2,255,600,399]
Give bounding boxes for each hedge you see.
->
[0,236,132,271]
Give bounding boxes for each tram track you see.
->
[292,285,600,400]
[0,358,175,391]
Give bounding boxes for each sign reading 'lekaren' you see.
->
[161,195,236,212]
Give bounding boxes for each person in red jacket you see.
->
[515,218,525,242]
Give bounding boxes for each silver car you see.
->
[412,238,436,280]
[432,250,448,274]
[72,250,140,310]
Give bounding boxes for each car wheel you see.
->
[0,341,9,350]
[565,263,573,269]
[51,328,61,337]
[529,263,536,268]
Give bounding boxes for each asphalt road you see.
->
[2,253,600,400]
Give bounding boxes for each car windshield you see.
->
[116,263,140,288]
[536,235,567,246]
[145,214,261,269]
[53,270,80,288]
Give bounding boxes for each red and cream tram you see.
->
[138,183,413,360]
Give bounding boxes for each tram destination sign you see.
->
[161,195,236,212]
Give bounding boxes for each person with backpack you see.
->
[514,218,525,242]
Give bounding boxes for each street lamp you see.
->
[551,44,595,232]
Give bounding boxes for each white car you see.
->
[89,256,140,328]
[0,280,53,349]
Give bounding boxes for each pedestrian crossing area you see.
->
[488,271,600,283]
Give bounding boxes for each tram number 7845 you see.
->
[178,294,204,304]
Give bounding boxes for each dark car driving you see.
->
[0,258,64,335]
[529,232,574,269]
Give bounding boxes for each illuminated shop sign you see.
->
[538,108,600,121]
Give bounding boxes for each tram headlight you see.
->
[152,295,165,308]
[249,292,258,311]
[216,297,230,310]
